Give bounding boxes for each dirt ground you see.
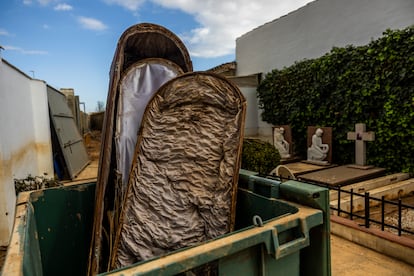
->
[84,130,102,162]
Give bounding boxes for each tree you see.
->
[96,101,105,112]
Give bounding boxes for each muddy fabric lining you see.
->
[114,73,246,268]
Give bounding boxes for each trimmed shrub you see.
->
[241,138,280,174]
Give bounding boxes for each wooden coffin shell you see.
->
[89,23,192,275]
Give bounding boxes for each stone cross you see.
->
[347,123,375,166]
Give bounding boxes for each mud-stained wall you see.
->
[0,59,53,246]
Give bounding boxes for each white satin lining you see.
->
[115,60,182,186]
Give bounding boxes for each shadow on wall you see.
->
[89,111,105,131]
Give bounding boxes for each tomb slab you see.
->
[282,162,336,176]
[298,165,386,187]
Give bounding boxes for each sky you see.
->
[0,0,313,112]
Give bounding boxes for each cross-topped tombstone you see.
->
[347,123,375,167]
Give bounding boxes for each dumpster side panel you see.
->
[281,180,331,276]
[1,197,43,276]
[103,188,325,275]
[30,184,95,276]
[219,244,300,275]
[23,204,43,276]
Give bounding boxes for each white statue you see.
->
[274,127,291,159]
[307,128,329,162]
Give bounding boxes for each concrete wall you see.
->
[236,0,414,138]
[0,59,53,246]
[61,88,89,135]
[331,215,414,266]
[89,111,105,131]
[240,87,259,137]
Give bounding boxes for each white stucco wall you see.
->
[0,59,53,246]
[236,0,414,137]
[31,80,53,176]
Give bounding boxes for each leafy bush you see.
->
[241,138,280,174]
[257,26,414,173]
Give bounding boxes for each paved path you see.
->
[331,234,414,275]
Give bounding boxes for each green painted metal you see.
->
[237,172,332,276]
[280,180,332,276]
[22,203,43,276]
[103,171,330,275]
[24,183,96,276]
[9,170,331,275]
[103,191,323,275]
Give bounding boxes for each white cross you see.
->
[347,123,375,166]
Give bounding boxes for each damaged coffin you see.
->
[89,23,192,274]
[112,72,246,268]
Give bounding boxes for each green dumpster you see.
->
[2,170,331,275]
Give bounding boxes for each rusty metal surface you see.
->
[47,87,90,179]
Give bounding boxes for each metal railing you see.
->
[330,187,414,236]
[262,173,414,237]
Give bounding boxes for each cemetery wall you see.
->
[0,58,53,246]
[236,0,414,137]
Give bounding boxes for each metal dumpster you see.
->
[2,170,331,275]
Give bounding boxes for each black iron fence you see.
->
[329,186,414,236]
[263,173,414,237]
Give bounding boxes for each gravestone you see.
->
[347,123,375,169]
[298,123,384,187]
[272,125,295,162]
[306,126,332,164]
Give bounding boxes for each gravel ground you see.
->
[351,195,414,238]
[384,208,414,235]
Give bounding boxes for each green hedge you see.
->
[257,26,414,173]
[241,138,280,174]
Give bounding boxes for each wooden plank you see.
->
[330,173,410,201]
[331,178,414,213]
[227,74,259,87]
[1,203,28,276]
